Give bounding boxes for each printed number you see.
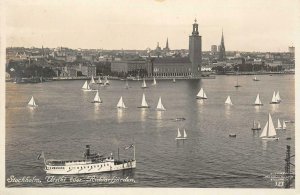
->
[275,181,284,187]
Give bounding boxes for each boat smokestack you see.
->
[86,145,90,158]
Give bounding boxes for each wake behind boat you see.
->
[39,145,136,175]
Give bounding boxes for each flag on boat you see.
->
[124,144,134,150]
[37,152,44,160]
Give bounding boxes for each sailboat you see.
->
[175,128,187,140]
[275,91,281,102]
[141,78,147,88]
[97,77,103,85]
[104,77,110,85]
[173,78,176,83]
[91,90,102,103]
[225,96,233,105]
[196,88,207,99]
[28,96,38,107]
[152,77,157,86]
[90,76,96,84]
[251,120,261,130]
[282,120,287,130]
[156,97,166,111]
[138,93,150,108]
[253,93,263,106]
[82,81,93,91]
[125,80,130,89]
[260,113,279,140]
[270,91,280,104]
[117,96,127,109]
[234,68,241,87]
[275,119,282,130]
[253,76,260,81]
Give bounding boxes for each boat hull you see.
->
[262,137,279,140]
[45,160,136,175]
[253,104,263,106]
[251,128,261,130]
[137,106,150,108]
[196,97,207,100]
[269,102,280,104]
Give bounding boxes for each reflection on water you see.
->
[94,103,101,115]
[224,105,231,119]
[262,140,268,151]
[156,110,162,120]
[140,108,146,122]
[254,105,261,113]
[270,104,279,112]
[117,109,123,123]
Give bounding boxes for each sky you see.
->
[4,0,299,52]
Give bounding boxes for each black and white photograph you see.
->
[1,0,298,194]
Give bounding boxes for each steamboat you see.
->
[39,145,136,175]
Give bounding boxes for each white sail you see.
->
[93,91,102,102]
[225,96,233,105]
[260,113,277,137]
[141,93,149,107]
[28,96,37,106]
[197,88,207,99]
[260,121,268,137]
[117,96,126,108]
[183,129,187,138]
[177,128,181,137]
[271,91,277,103]
[173,78,176,83]
[156,97,166,111]
[282,121,286,130]
[90,76,95,84]
[254,94,262,105]
[141,79,147,88]
[82,81,88,89]
[277,119,282,129]
[276,91,281,102]
[104,77,109,85]
[153,77,157,85]
[98,77,102,84]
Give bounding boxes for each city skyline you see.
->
[4,0,298,52]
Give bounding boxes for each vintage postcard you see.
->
[1,0,298,194]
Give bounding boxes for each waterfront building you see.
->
[111,58,148,76]
[81,65,96,77]
[219,30,226,61]
[151,57,192,77]
[189,19,202,77]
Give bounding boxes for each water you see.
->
[5,75,295,188]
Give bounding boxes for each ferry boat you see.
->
[40,145,136,175]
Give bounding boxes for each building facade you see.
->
[151,57,192,77]
[189,19,202,77]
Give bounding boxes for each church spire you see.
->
[219,29,226,61]
[165,38,169,50]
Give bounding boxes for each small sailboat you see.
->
[225,96,233,105]
[253,93,263,106]
[156,97,166,111]
[125,81,130,89]
[260,113,279,140]
[270,91,280,104]
[251,120,261,130]
[91,90,102,103]
[138,93,150,108]
[152,77,157,86]
[90,76,96,84]
[175,128,187,140]
[173,78,176,83]
[234,68,241,87]
[141,78,147,88]
[28,96,38,107]
[276,119,282,130]
[82,81,93,91]
[196,88,207,99]
[97,77,103,84]
[275,91,281,102]
[117,96,126,109]
[104,77,110,85]
[229,133,237,137]
[282,120,286,130]
[253,75,260,81]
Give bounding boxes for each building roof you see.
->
[153,57,191,64]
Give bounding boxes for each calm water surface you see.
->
[6,75,295,187]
